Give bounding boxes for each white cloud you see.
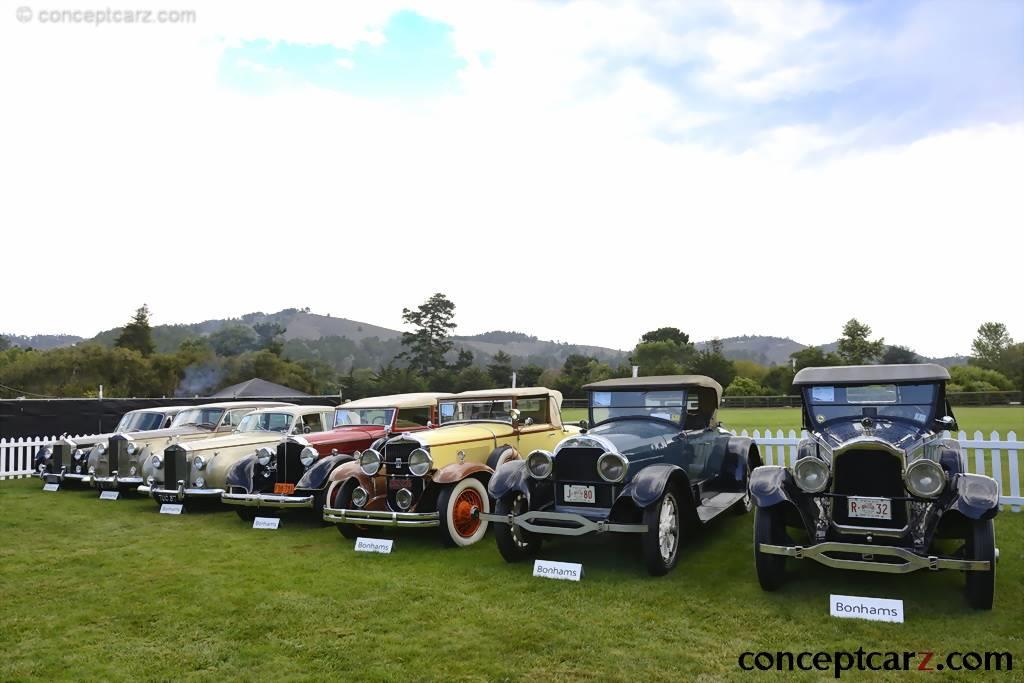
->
[0,1,1020,358]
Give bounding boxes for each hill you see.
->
[0,333,85,350]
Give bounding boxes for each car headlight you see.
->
[596,451,628,483]
[793,457,830,493]
[193,455,206,471]
[194,476,205,488]
[395,488,414,510]
[351,486,369,507]
[905,459,946,498]
[95,443,106,455]
[526,450,553,479]
[151,454,163,470]
[126,442,137,456]
[256,447,275,467]
[359,449,382,476]
[39,447,53,461]
[299,446,318,467]
[408,448,432,477]
[75,465,82,473]
[73,449,85,461]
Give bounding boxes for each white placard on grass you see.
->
[159,503,183,515]
[830,594,904,623]
[253,517,281,530]
[43,483,60,492]
[99,490,119,501]
[533,559,583,582]
[354,537,394,554]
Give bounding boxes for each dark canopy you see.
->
[209,378,310,399]
[793,364,950,386]
[583,375,723,403]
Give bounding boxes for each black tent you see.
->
[209,378,310,399]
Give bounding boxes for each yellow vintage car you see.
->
[322,387,580,547]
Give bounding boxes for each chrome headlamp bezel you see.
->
[526,450,553,480]
[299,446,318,467]
[256,447,275,467]
[793,457,830,493]
[395,487,414,510]
[73,448,85,461]
[408,448,432,477]
[904,458,946,498]
[95,443,106,455]
[359,449,383,476]
[351,485,369,507]
[192,455,206,471]
[596,451,628,483]
[39,446,53,461]
[150,454,163,470]
[126,442,137,456]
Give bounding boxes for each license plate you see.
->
[273,483,295,495]
[848,497,891,520]
[563,484,596,504]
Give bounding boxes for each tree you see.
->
[948,365,1014,392]
[115,305,156,357]
[640,327,690,345]
[451,348,474,372]
[762,366,795,395]
[733,360,769,383]
[0,336,9,351]
[454,366,494,392]
[252,322,286,356]
[487,351,514,387]
[688,339,736,388]
[970,322,1013,370]
[516,363,544,388]
[724,376,768,396]
[790,346,841,371]
[881,345,920,365]
[398,293,457,375]
[209,325,259,356]
[555,354,613,397]
[837,319,885,365]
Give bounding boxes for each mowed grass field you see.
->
[0,478,1021,681]
[562,406,1024,436]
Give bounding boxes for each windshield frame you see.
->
[237,412,295,434]
[170,407,227,430]
[588,389,689,427]
[115,411,168,433]
[438,397,517,425]
[333,407,396,429]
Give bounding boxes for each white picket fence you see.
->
[2,429,1022,510]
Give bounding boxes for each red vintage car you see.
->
[221,393,451,520]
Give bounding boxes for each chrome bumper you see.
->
[759,541,994,573]
[138,482,225,502]
[322,506,439,528]
[39,470,92,484]
[480,510,647,536]
[92,474,144,488]
[221,492,314,509]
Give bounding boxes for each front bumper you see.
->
[480,510,647,536]
[92,474,144,488]
[322,506,439,528]
[222,492,314,509]
[137,482,225,502]
[38,470,92,485]
[759,541,994,573]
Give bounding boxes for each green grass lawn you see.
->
[562,406,1023,437]
[1,478,1020,681]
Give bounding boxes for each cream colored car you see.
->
[87,402,290,491]
[137,405,335,506]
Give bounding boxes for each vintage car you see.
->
[322,387,580,547]
[34,406,187,487]
[220,393,451,520]
[482,376,759,575]
[750,364,1000,609]
[87,401,290,492]
[137,405,335,507]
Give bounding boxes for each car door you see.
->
[514,396,563,454]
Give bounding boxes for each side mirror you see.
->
[936,415,957,432]
[426,421,433,429]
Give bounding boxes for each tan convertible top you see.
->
[339,393,454,409]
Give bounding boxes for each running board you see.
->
[696,492,746,523]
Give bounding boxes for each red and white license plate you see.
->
[847,497,891,520]
[563,484,596,504]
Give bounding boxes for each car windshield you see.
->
[170,407,226,430]
[334,408,395,428]
[115,411,167,432]
[805,383,938,427]
[237,412,293,433]
[589,390,687,424]
[439,399,513,424]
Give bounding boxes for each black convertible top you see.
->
[583,375,722,403]
[793,363,950,386]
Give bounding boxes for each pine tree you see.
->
[115,305,156,356]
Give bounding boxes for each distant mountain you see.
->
[0,333,85,350]
[694,335,967,368]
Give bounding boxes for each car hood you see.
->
[818,419,927,451]
[583,419,682,457]
[306,426,383,448]
[167,431,287,454]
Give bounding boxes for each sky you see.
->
[1,0,1022,356]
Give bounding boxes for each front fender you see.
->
[620,464,692,509]
[952,473,1000,520]
[488,460,530,500]
[225,455,256,492]
[432,462,491,486]
[749,465,795,509]
[297,454,355,491]
[723,436,762,484]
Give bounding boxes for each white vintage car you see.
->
[35,406,187,486]
[86,401,291,491]
[137,404,336,506]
